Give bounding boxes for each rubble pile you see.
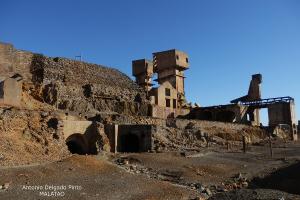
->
[150,120,266,152]
[0,107,69,166]
[114,157,251,199]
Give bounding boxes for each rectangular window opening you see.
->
[165,88,171,96]
[166,99,170,107]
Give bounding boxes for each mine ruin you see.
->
[0,41,299,199]
[133,49,298,141]
[0,41,298,155]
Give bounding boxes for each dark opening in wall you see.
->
[0,81,4,99]
[66,134,88,155]
[165,88,171,96]
[216,111,235,122]
[173,99,176,108]
[82,84,93,98]
[119,133,140,152]
[199,111,213,120]
[166,99,170,107]
[247,112,255,122]
[47,118,58,129]
[134,93,142,103]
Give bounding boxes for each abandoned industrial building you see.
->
[1,39,300,200]
[0,41,298,158]
[3,0,300,198]
[132,49,298,141]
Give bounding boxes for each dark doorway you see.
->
[216,111,235,122]
[0,81,4,99]
[200,111,213,120]
[119,133,140,152]
[66,134,87,155]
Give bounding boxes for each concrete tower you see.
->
[132,59,154,92]
[152,49,189,96]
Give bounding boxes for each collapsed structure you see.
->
[0,41,153,155]
[132,49,190,119]
[0,41,298,163]
[189,74,297,140]
[132,50,298,140]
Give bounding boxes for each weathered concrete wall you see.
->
[150,105,190,119]
[153,49,189,71]
[0,78,22,107]
[104,124,118,153]
[105,124,153,153]
[268,102,297,140]
[62,119,111,154]
[62,120,93,139]
[4,78,22,107]
[155,81,177,108]
[188,104,248,123]
[268,102,296,126]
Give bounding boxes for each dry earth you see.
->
[1,140,300,200]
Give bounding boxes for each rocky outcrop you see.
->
[0,107,69,166]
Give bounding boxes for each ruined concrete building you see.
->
[0,74,23,107]
[132,50,298,140]
[0,41,154,154]
[133,49,190,119]
[188,74,298,140]
[0,41,149,116]
[0,40,298,159]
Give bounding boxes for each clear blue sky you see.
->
[1,0,299,124]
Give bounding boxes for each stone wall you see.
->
[0,41,149,116]
[0,42,34,80]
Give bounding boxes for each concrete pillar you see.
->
[104,124,118,153]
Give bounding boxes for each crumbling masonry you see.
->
[133,49,190,119]
[0,41,298,159]
[132,51,298,140]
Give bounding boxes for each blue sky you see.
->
[1,0,299,124]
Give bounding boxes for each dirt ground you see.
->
[0,155,197,200]
[1,140,300,200]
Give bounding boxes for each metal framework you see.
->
[240,96,294,108]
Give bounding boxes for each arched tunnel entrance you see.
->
[65,133,88,155]
[119,133,140,152]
